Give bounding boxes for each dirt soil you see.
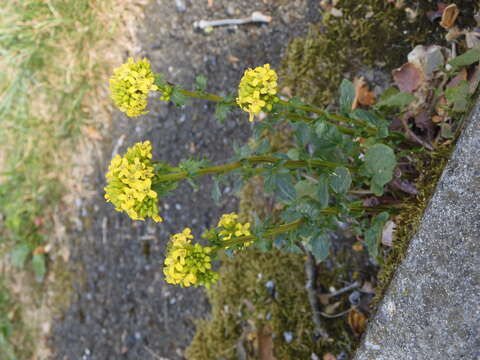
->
[49,1,321,359]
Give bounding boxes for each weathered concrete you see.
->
[355,103,480,360]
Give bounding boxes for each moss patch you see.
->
[186,249,357,360]
[281,0,476,106]
[373,145,453,306]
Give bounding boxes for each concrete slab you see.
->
[354,102,480,360]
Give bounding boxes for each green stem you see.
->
[221,203,401,248]
[155,155,351,183]
[175,88,415,145]
[222,218,305,248]
[179,89,226,103]
[277,99,375,133]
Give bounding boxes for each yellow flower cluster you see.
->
[236,64,278,122]
[163,228,218,288]
[217,213,252,247]
[109,58,158,117]
[104,141,162,222]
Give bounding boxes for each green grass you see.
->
[0,0,141,356]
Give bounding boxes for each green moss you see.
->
[373,145,453,306]
[281,0,476,106]
[185,249,356,360]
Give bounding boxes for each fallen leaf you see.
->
[348,309,367,335]
[465,31,480,48]
[381,220,396,247]
[468,64,480,93]
[227,55,240,63]
[440,4,459,29]
[445,26,464,42]
[258,326,277,360]
[323,354,336,360]
[352,77,376,109]
[392,63,423,93]
[352,241,364,252]
[33,246,46,255]
[407,45,445,79]
[447,68,468,88]
[318,293,331,306]
[390,179,418,195]
[432,115,443,123]
[83,125,102,141]
[413,109,431,130]
[324,301,342,315]
[360,281,375,294]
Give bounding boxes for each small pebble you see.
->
[283,332,293,343]
[175,0,186,13]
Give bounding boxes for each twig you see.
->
[144,345,169,360]
[328,281,360,297]
[304,250,330,340]
[320,308,352,319]
[194,11,272,30]
[400,115,434,151]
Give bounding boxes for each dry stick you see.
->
[400,115,434,150]
[328,281,360,297]
[304,250,330,340]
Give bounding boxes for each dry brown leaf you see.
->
[227,55,240,63]
[33,246,46,255]
[360,281,375,294]
[392,62,423,93]
[381,220,396,247]
[352,77,376,109]
[440,4,459,29]
[258,326,276,360]
[323,353,337,360]
[83,125,102,141]
[347,309,367,335]
[318,293,331,306]
[432,115,443,123]
[468,64,480,93]
[352,241,364,252]
[465,31,480,48]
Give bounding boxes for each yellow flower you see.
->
[104,141,162,222]
[236,64,279,122]
[163,228,218,288]
[217,213,252,247]
[109,58,159,117]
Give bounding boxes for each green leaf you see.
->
[329,167,352,194]
[171,87,188,107]
[214,102,232,123]
[364,144,396,196]
[339,79,355,114]
[32,254,46,281]
[308,233,331,262]
[376,89,416,109]
[445,80,470,112]
[10,244,30,268]
[315,120,329,138]
[294,122,311,147]
[448,46,480,70]
[365,212,389,261]
[295,180,317,200]
[316,175,330,209]
[273,173,296,204]
[195,75,207,91]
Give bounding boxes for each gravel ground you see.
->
[49,1,321,359]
